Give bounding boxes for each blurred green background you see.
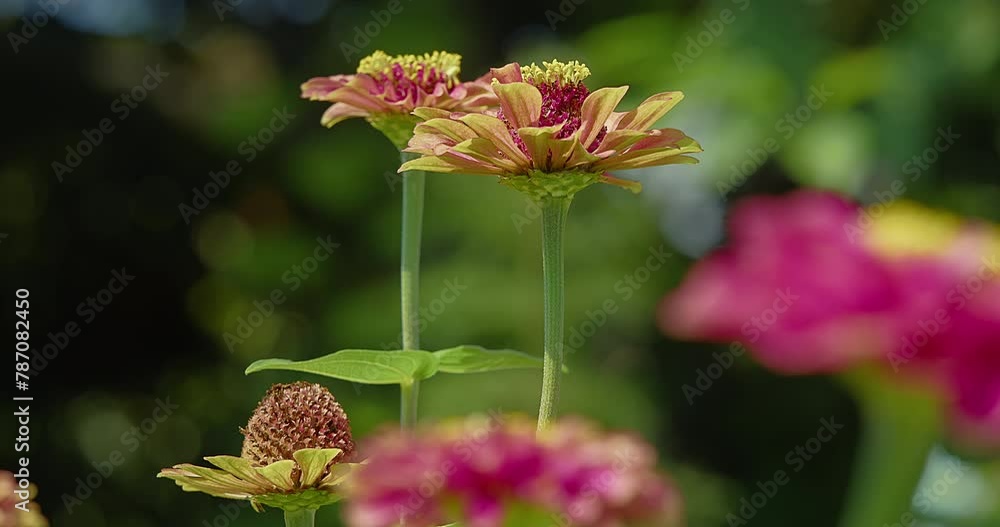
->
[1,0,999,525]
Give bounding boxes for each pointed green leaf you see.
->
[433,345,543,374]
[245,349,440,385]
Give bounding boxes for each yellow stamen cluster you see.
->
[357,50,462,83]
[521,60,591,85]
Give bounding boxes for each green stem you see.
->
[536,196,571,431]
[837,369,942,527]
[283,509,315,527]
[400,151,425,429]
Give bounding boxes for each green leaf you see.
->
[245,350,439,385]
[433,345,543,374]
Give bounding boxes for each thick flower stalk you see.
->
[158,383,362,526]
[401,60,700,429]
[301,50,496,149]
[345,415,683,527]
[0,470,48,527]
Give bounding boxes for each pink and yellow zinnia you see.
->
[660,190,1000,448]
[301,50,497,148]
[399,60,702,199]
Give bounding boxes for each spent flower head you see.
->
[345,415,683,527]
[399,59,702,200]
[301,50,497,149]
[158,382,362,513]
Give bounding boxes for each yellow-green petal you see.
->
[577,86,628,148]
[493,81,542,129]
[613,91,684,131]
[254,459,298,490]
[292,448,343,488]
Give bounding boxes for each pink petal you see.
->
[490,62,524,83]
[300,74,353,100]
[577,86,628,148]
[493,81,542,129]
[457,113,531,168]
[320,103,368,127]
[611,91,684,132]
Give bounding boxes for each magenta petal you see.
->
[661,190,908,374]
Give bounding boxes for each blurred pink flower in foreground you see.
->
[659,190,1000,446]
[345,415,682,527]
[659,191,904,373]
[862,203,1000,447]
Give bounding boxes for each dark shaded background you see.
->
[2,0,999,525]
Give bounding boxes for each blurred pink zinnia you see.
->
[660,190,1000,447]
[861,203,1000,448]
[659,190,905,373]
[344,415,683,527]
[301,51,497,148]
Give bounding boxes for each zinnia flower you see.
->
[345,415,682,527]
[0,471,48,527]
[399,59,702,199]
[661,190,1000,447]
[860,202,1000,448]
[659,190,905,373]
[158,382,362,512]
[301,50,497,148]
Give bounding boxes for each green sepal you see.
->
[253,488,344,512]
[367,114,421,150]
[500,170,600,200]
